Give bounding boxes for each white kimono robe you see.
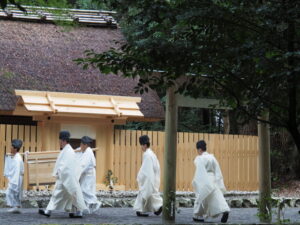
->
[192,152,230,218]
[133,148,162,213]
[75,147,101,213]
[4,153,24,207]
[46,144,87,213]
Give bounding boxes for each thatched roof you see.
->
[0,19,164,119]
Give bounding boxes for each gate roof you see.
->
[14,90,143,119]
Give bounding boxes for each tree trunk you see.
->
[229,110,239,134]
[223,110,230,134]
[258,112,272,223]
[287,125,300,155]
[162,86,178,222]
[202,109,210,127]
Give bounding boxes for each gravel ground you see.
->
[273,180,300,198]
[0,208,299,225]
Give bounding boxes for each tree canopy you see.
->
[2,0,300,151]
[74,0,300,151]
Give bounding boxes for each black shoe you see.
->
[221,212,229,223]
[38,209,50,217]
[154,206,162,216]
[193,217,204,222]
[136,211,149,217]
[69,213,83,218]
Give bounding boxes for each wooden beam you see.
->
[0,115,37,125]
[110,97,122,116]
[176,94,230,109]
[14,89,143,118]
[32,115,127,125]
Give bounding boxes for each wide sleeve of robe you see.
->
[137,152,155,200]
[192,156,215,203]
[4,155,12,177]
[53,145,82,195]
[82,148,96,173]
[4,154,23,192]
[212,155,226,193]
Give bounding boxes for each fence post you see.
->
[162,87,178,222]
[258,112,272,223]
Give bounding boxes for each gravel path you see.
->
[0,208,299,224]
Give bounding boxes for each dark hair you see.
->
[139,135,150,147]
[81,136,92,145]
[12,139,23,151]
[196,140,207,151]
[59,130,70,143]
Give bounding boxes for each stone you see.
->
[294,199,300,207]
[230,199,243,208]
[22,200,39,208]
[127,199,135,207]
[0,199,6,208]
[178,198,193,207]
[101,199,114,207]
[282,198,292,207]
[242,198,257,208]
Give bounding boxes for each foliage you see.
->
[73,0,108,10]
[0,0,108,10]
[103,169,118,187]
[257,195,272,223]
[0,0,69,10]
[270,127,300,181]
[116,108,224,133]
[75,0,300,152]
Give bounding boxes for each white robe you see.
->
[192,152,230,218]
[46,144,88,213]
[75,147,101,213]
[4,153,24,207]
[133,148,162,213]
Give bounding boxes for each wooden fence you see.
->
[112,129,259,191]
[0,124,259,191]
[0,124,42,188]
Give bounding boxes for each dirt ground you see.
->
[273,180,300,197]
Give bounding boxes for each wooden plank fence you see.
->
[0,124,258,191]
[112,129,259,191]
[0,124,42,189]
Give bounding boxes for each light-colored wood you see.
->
[130,130,137,190]
[113,129,120,187]
[120,130,126,187]
[14,89,144,118]
[38,122,61,151]
[18,125,24,153]
[110,130,259,191]
[4,125,12,188]
[95,124,114,184]
[125,130,131,189]
[0,125,5,188]
[0,123,259,191]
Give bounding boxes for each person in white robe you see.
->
[192,140,230,223]
[4,139,24,214]
[38,131,88,218]
[74,136,101,214]
[133,135,163,217]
